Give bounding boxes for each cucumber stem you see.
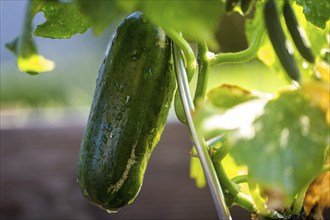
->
[207,134,231,161]
[194,42,211,105]
[210,20,265,67]
[231,175,248,184]
[291,185,307,215]
[173,42,232,220]
[213,161,256,212]
[166,29,197,77]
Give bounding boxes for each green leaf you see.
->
[190,147,207,188]
[34,2,91,38]
[295,0,330,29]
[75,0,224,48]
[230,90,329,203]
[191,84,258,188]
[135,1,223,50]
[5,0,54,75]
[207,84,257,109]
[194,84,268,139]
[76,0,126,35]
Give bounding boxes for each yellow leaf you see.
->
[17,54,55,74]
[190,147,207,188]
[258,44,275,67]
[304,161,330,216]
[302,80,330,124]
[315,61,330,83]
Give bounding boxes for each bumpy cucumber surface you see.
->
[264,0,301,81]
[283,0,315,63]
[77,12,175,212]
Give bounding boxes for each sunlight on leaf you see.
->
[195,82,329,207]
[230,90,329,204]
[17,54,55,75]
[207,84,256,109]
[257,43,275,67]
[190,147,206,188]
[315,61,330,83]
[223,154,248,179]
[222,154,250,196]
[194,84,270,139]
[192,84,265,190]
[190,143,249,194]
[201,98,269,139]
[5,1,54,75]
[302,79,330,125]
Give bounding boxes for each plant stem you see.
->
[194,42,233,162]
[292,185,308,215]
[210,142,231,161]
[173,43,232,220]
[231,175,248,184]
[209,21,265,67]
[173,38,256,216]
[207,135,232,162]
[213,161,256,212]
[194,42,210,105]
[166,28,196,77]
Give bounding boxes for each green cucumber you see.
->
[283,0,315,63]
[264,0,301,81]
[77,12,175,212]
[225,0,240,13]
[240,0,255,15]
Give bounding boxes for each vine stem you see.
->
[166,28,197,77]
[213,161,256,212]
[291,185,308,215]
[194,42,210,105]
[291,164,330,215]
[209,21,265,67]
[172,43,232,220]
[231,175,248,184]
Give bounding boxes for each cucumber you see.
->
[77,12,175,212]
[240,0,255,15]
[264,0,301,81]
[225,0,240,13]
[283,0,315,63]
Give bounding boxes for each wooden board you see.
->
[1,123,328,220]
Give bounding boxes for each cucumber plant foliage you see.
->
[6,0,330,219]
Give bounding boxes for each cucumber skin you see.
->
[283,1,315,63]
[77,12,175,212]
[240,0,255,15]
[264,0,301,81]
